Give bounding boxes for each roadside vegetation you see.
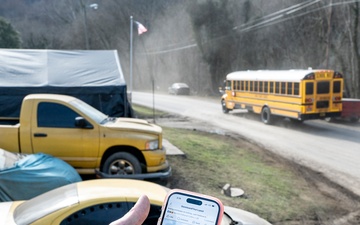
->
[163,128,343,224]
[133,104,357,224]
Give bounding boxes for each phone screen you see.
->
[159,191,222,225]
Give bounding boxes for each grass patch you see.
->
[132,104,168,118]
[162,127,341,224]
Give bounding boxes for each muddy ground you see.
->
[154,114,360,225]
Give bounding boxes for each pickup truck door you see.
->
[30,102,100,169]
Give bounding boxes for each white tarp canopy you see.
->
[0,49,132,118]
[0,49,125,87]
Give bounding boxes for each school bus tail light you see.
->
[232,91,235,97]
[305,98,313,103]
[333,96,341,102]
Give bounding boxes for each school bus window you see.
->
[294,83,299,95]
[287,82,293,95]
[317,81,330,94]
[253,81,257,92]
[222,70,343,124]
[275,82,280,94]
[225,80,231,90]
[264,81,268,93]
[333,81,341,93]
[281,82,286,94]
[306,82,314,95]
[250,81,254,92]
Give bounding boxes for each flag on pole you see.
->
[135,21,148,35]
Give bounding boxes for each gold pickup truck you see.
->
[0,94,170,178]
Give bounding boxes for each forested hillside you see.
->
[1,0,360,97]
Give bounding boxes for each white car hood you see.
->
[224,206,272,225]
[104,118,162,134]
[0,202,14,224]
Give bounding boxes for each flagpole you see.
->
[129,16,133,103]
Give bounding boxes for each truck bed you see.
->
[0,117,20,125]
[0,123,20,152]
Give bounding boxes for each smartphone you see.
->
[157,189,224,225]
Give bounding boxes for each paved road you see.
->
[133,92,360,196]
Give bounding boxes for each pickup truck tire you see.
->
[102,152,142,175]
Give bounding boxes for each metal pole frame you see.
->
[129,16,133,103]
[80,0,90,50]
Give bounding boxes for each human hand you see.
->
[109,195,151,225]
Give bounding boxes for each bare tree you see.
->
[346,2,360,98]
[0,17,21,48]
[3,0,360,97]
[188,0,238,93]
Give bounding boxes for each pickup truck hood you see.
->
[104,118,162,133]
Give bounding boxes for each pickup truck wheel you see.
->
[102,152,141,175]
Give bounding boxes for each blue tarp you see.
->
[0,153,82,201]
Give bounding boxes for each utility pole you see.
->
[325,0,332,68]
[80,0,98,50]
[129,16,134,103]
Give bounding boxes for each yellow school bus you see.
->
[220,69,343,124]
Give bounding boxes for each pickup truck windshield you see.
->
[68,99,108,124]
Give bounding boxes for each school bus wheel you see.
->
[261,106,273,125]
[221,100,229,114]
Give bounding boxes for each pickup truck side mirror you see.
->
[75,117,93,129]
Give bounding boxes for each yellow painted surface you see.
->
[1,94,168,174]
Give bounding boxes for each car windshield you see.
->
[14,183,79,225]
[68,98,108,124]
[175,83,188,87]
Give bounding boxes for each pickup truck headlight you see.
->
[146,140,159,150]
